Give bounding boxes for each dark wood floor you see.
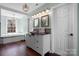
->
[0,40,60,56]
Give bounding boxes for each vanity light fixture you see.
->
[41,11,45,16]
[36,14,39,17]
[32,15,34,18]
[46,9,49,13]
[46,9,51,14]
[33,15,37,18]
[38,13,41,17]
[32,9,50,18]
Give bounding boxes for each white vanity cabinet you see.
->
[27,34,50,55]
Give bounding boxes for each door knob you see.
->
[69,33,73,36]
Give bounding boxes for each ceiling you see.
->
[28,3,59,16]
[0,3,45,14]
[0,3,59,16]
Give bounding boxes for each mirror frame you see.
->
[33,18,39,28]
[41,15,49,27]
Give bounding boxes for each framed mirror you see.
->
[41,15,49,27]
[33,18,39,27]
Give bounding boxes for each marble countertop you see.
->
[29,32,51,35]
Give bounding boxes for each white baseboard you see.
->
[66,49,77,56]
[54,49,77,56]
[55,50,67,56]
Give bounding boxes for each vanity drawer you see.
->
[28,34,50,55]
[34,44,43,55]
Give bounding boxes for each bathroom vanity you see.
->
[27,10,51,55]
[27,34,50,56]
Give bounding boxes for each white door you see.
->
[53,4,77,56]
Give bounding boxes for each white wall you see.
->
[1,15,7,36]
[16,16,28,34]
[29,17,33,32]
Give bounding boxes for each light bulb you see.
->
[36,14,39,17]
[32,16,34,18]
[46,9,49,13]
[41,11,45,16]
[38,13,41,17]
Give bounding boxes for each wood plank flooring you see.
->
[0,40,60,56]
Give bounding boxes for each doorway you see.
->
[52,4,77,56]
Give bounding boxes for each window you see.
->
[7,18,16,33]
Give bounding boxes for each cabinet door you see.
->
[27,36,34,49]
[43,35,50,55]
[27,36,32,47]
[54,4,69,55]
[33,35,39,52]
[34,35,43,55]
